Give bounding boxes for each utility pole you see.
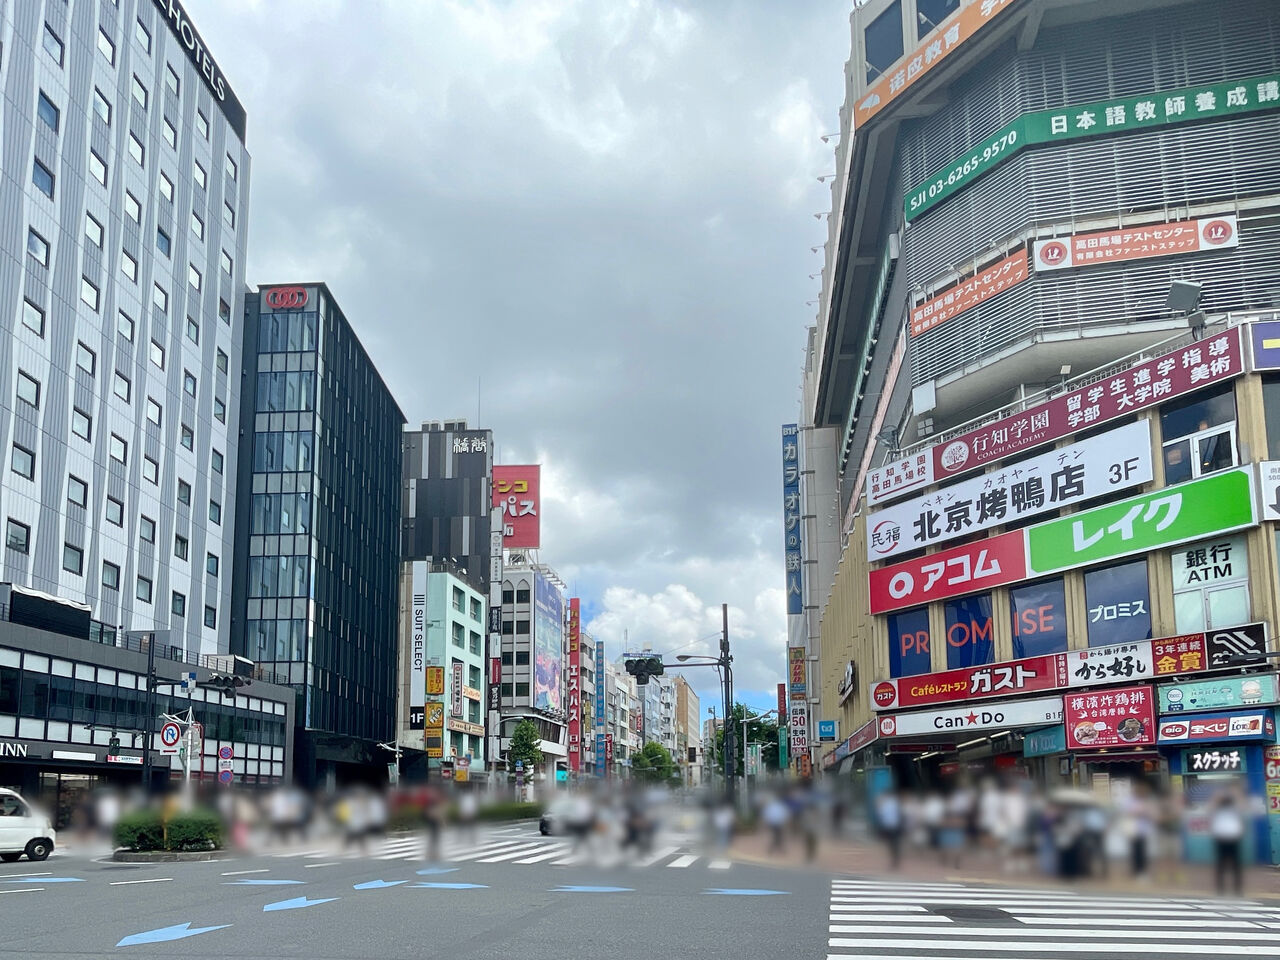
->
[721,603,735,805]
[140,636,157,795]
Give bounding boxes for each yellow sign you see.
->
[426,667,445,697]
[454,769,469,783]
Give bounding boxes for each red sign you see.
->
[264,286,308,310]
[910,250,1029,338]
[873,653,1066,710]
[1032,216,1239,272]
[777,683,787,724]
[567,598,581,774]
[490,657,501,685]
[869,530,1026,615]
[604,733,613,775]
[867,326,1244,505]
[1064,684,1155,750]
[493,465,540,549]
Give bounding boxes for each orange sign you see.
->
[856,0,1022,130]
[426,666,445,697]
[1033,215,1239,272]
[910,250,1028,338]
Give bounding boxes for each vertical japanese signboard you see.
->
[595,639,607,777]
[567,598,581,774]
[409,562,427,729]
[782,425,803,615]
[451,662,464,719]
[493,465,541,549]
[788,645,807,697]
[777,683,788,724]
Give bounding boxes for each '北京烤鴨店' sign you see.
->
[1033,216,1239,272]
[867,326,1243,506]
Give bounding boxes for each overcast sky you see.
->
[191,0,849,714]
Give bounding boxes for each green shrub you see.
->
[475,801,543,822]
[387,807,427,832]
[165,809,223,852]
[114,810,164,851]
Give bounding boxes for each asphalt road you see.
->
[0,843,830,960]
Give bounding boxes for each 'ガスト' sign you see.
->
[1033,216,1239,272]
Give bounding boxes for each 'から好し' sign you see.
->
[1033,215,1239,272]
[866,326,1243,506]
[1064,684,1155,750]
[909,251,1028,338]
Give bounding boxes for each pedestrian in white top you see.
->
[1211,792,1246,895]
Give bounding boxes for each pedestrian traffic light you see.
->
[624,656,664,685]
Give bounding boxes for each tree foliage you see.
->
[508,718,544,770]
[713,702,782,777]
[631,741,676,783]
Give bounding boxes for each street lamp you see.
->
[740,707,778,797]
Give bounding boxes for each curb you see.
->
[112,849,223,863]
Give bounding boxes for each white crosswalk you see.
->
[270,827,719,869]
[826,877,1280,959]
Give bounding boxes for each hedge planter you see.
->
[112,849,223,863]
[113,808,225,855]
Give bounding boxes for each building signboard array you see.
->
[788,644,807,697]
[1159,673,1279,714]
[595,638,607,777]
[1158,711,1277,742]
[782,424,804,615]
[877,695,1063,738]
[1064,684,1155,750]
[906,72,1280,221]
[492,465,541,549]
[868,327,1243,506]
[909,251,1028,339]
[870,467,1257,614]
[409,563,428,730]
[790,703,809,754]
[871,623,1267,711]
[567,598,581,774]
[1033,216,1239,272]
[867,421,1152,560]
[423,702,445,759]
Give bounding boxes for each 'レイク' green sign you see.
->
[905,73,1280,221]
[1026,468,1256,576]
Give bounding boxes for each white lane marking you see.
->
[477,843,562,863]
[827,941,1280,955]
[635,845,680,868]
[0,887,44,894]
[667,854,698,868]
[221,869,270,876]
[0,872,52,878]
[274,849,330,859]
[828,896,1214,908]
[708,859,731,870]
[829,905,929,913]
[110,878,173,885]
[513,848,572,864]
[304,862,341,869]
[830,918,955,930]
[1015,917,1264,928]
[827,925,1280,941]
[446,839,551,861]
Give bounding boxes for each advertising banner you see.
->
[1064,684,1155,750]
[533,574,564,713]
[409,563,427,729]
[1187,747,1245,772]
[451,662,464,719]
[782,424,804,615]
[605,733,613,773]
[909,251,1028,339]
[818,720,837,742]
[424,702,445,759]
[493,465,540,549]
[426,665,445,698]
[777,683,788,723]
[1034,216,1239,272]
[868,327,1243,505]
[1023,725,1067,757]
[906,72,1280,221]
[1171,535,1247,590]
[788,644,807,696]
[877,695,1063,738]
[790,703,809,753]
[1158,711,1277,743]
[855,0,1021,129]
[1160,673,1279,714]
[867,421,1152,560]
[1250,322,1280,373]
[872,652,1067,711]
[567,598,581,774]
[869,530,1025,615]
[595,639,607,776]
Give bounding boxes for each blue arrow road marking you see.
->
[353,879,406,890]
[414,867,459,875]
[222,879,305,885]
[409,882,488,889]
[263,896,339,912]
[2,877,82,883]
[552,885,633,893]
[116,923,231,947]
[702,889,790,896]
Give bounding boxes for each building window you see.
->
[71,407,92,441]
[27,228,50,265]
[1083,559,1151,646]
[163,119,177,150]
[37,92,59,132]
[224,202,235,230]
[191,212,204,240]
[219,299,231,324]
[140,515,156,544]
[97,27,115,64]
[500,651,513,666]
[11,444,34,480]
[469,632,481,656]
[121,250,138,281]
[32,159,54,198]
[156,228,171,257]
[500,683,513,698]
[128,134,145,167]
[125,192,141,223]
[102,562,120,590]
[209,500,222,525]
[93,89,112,125]
[174,534,188,561]
[153,284,168,314]
[221,250,233,275]
[515,586,531,604]
[106,497,124,527]
[214,398,226,423]
[143,456,159,485]
[150,340,165,369]
[453,587,465,612]
[180,424,194,450]
[67,475,87,508]
[502,587,514,605]
[452,623,465,647]
[44,24,65,65]
[1161,382,1236,484]
[888,605,930,677]
[1173,535,1250,633]
[186,318,200,345]
[196,111,208,140]
[76,342,96,375]
[515,682,530,698]
[113,371,131,403]
[189,265,202,292]
[86,214,104,248]
[131,75,148,110]
[165,64,180,97]
[515,651,528,667]
[137,576,153,604]
[16,371,39,408]
[501,620,514,636]
[203,606,216,629]
[194,161,207,190]
[116,311,134,343]
[159,172,173,202]
[89,149,108,185]
[184,371,197,397]
[22,300,44,336]
[146,398,162,426]
[216,349,228,374]
[864,0,903,83]
[211,449,224,473]
[206,554,219,577]
[109,434,127,465]
[177,479,191,505]
[81,276,100,312]
[135,18,151,52]
[62,543,83,575]
[516,619,530,635]
[6,520,30,554]
[226,154,238,181]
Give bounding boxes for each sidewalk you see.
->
[728,829,1280,899]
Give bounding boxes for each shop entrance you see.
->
[37,772,103,831]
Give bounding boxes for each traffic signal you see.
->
[624,656,664,685]
[109,735,121,752]
[205,673,252,697]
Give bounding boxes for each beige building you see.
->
[673,676,702,785]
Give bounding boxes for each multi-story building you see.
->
[2,0,250,659]
[579,627,597,776]
[806,0,1280,864]
[673,675,701,786]
[232,284,405,788]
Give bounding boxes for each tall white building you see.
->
[3,0,250,658]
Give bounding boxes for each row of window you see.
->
[450,622,483,655]
[451,586,484,622]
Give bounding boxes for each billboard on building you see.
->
[1033,216,1238,272]
[567,598,581,773]
[409,562,427,729]
[596,638,607,777]
[533,574,563,713]
[493,465,541,549]
[782,425,804,615]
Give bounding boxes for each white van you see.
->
[0,789,55,861]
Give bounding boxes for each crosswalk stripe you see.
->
[275,849,330,858]
[667,854,698,868]
[448,840,549,861]
[830,918,955,930]
[1014,917,1267,928]
[830,905,929,913]
[635,845,680,868]
[828,938,1279,954]
[827,925,1280,941]
[513,848,572,864]
[477,843,562,863]
[708,859,731,870]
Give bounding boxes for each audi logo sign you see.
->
[264,287,308,310]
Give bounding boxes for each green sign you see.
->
[778,729,788,770]
[1023,725,1066,758]
[1160,673,1279,714]
[906,72,1280,221]
[1026,468,1255,576]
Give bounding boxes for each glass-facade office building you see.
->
[232,284,405,787]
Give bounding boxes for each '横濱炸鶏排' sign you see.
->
[1033,216,1239,272]
[906,73,1280,222]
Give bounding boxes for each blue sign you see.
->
[888,606,931,678]
[782,424,803,616]
[817,720,836,742]
[1023,725,1067,758]
[1251,320,1280,371]
[596,638,607,776]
